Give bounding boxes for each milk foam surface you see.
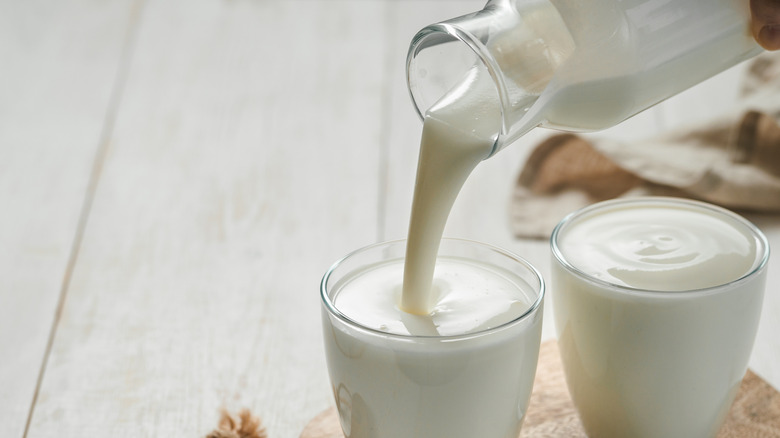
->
[557,204,758,290]
[335,258,532,337]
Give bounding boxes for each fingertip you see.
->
[758,25,780,51]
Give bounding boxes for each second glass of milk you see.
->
[551,197,769,438]
[321,239,544,438]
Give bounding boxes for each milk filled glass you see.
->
[551,197,769,438]
[321,239,544,438]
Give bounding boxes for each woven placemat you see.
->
[301,340,780,438]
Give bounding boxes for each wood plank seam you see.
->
[20,1,149,435]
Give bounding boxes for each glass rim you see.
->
[320,238,545,341]
[406,23,506,157]
[550,197,770,298]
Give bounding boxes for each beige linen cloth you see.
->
[510,52,780,239]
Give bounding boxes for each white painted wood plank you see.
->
[0,1,137,436]
[25,1,386,436]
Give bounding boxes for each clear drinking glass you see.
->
[551,197,769,438]
[321,238,545,438]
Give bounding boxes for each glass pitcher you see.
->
[407,0,763,157]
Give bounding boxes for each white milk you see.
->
[558,203,758,290]
[552,198,768,438]
[335,258,533,337]
[323,245,543,438]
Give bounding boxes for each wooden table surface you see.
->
[2,0,779,437]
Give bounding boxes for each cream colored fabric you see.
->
[511,52,780,239]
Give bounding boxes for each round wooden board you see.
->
[299,406,343,438]
[301,340,780,438]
